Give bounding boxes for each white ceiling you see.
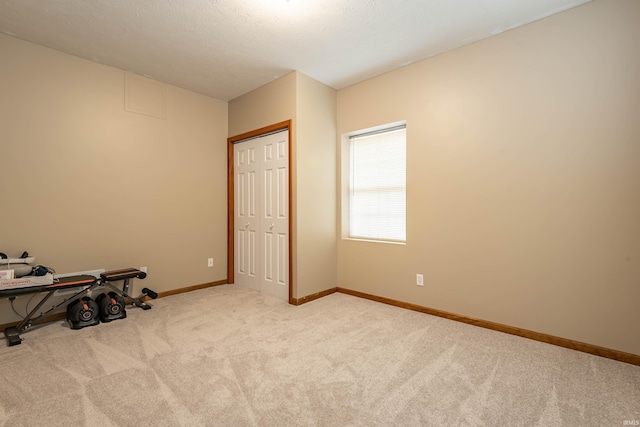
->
[0,0,590,101]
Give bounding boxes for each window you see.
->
[348,124,406,242]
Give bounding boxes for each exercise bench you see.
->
[1,268,156,346]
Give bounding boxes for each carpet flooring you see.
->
[0,284,638,426]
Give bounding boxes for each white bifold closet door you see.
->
[234,130,289,300]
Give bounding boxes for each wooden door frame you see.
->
[228,120,293,304]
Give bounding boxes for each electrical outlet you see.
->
[140,266,147,273]
[416,274,424,286]
[207,258,214,267]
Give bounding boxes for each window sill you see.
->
[342,237,406,245]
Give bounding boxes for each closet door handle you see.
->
[269,223,274,230]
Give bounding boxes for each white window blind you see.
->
[349,125,406,242]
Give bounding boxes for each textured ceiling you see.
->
[0,0,590,100]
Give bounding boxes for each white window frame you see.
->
[341,121,407,244]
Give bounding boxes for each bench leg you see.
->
[103,282,154,310]
[4,326,22,346]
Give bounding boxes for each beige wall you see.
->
[229,71,337,299]
[0,35,229,325]
[337,0,640,355]
[228,72,297,138]
[295,73,337,297]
